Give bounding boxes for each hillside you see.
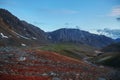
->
[90,42,120,68]
[0,9,48,46]
[101,42,120,52]
[40,43,96,60]
[0,48,112,80]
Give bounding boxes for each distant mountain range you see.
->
[0,8,114,48]
[97,28,120,39]
[47,28,114,48]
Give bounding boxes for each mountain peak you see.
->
[48,28,114,48]
[0,8,17,19]
[0,8,9,13]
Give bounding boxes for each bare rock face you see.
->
[0,8,48,46]
[48,28,114,48]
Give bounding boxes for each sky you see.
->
[0,0,120,32]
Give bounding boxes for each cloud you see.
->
[0,0,16,6]
[109,6,120,17]
[39,9,79,14]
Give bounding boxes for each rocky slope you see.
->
[0,48,112,80]
[0,9,48,46]
[48,28,114,48]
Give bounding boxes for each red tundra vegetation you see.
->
[0,49,110,80]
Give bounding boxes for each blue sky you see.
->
[0,0,120,32]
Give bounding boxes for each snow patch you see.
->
[0,33,8,38]
[48,36,52,39]
[23,28,26,30]
[98,77,106,80]
[21,43,26,46]
[32,37,37,40]
[98,56,112,62]
[11,31,30,39]
[18,56,26,61]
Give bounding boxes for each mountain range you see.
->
[47,28,114,48]
[0,8,114,48]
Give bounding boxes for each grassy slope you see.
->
[101,42,120,52]
[90,52,120,68]
[40,43,96,60]
[91,42,120,68]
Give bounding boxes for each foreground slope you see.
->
[0,48,111,80]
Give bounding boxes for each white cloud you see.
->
[109,6,120,17]
[39,9,79,14]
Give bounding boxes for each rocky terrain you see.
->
[0,8,119,80]
[0,47,114,80]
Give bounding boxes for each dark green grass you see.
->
[40,43,96,60]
